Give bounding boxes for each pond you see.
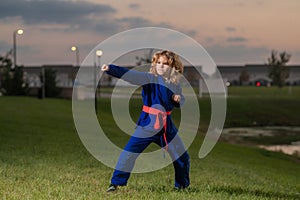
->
[221,126,300,157]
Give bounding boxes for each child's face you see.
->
[156,55,171,77]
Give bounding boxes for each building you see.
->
[22,64,300,98]
[218,64,300,86]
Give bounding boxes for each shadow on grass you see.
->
[209,185,300,199]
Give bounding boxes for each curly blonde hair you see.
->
[150,50,184,84]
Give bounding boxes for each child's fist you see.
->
[172,94,181,103]
[101,64,109,72]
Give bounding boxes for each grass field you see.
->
[0,86,300,199]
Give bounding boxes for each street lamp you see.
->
[94,50,103,114]
[70,45,79,66]
[13,29,24,68]
[96,50,103,61]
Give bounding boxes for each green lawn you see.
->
[0,87,300,199]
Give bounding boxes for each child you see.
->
[101,50,190,192]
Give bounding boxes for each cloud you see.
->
[227,37,248,43]
[225,27,236,32]
[78,16,159,36]
[128,3,140,10]
[85,19,121,36]
[0,0,195,36]
[0,0,198,39]
[113,17,198,38]
[116,17,156,28]
[0,0,116,25]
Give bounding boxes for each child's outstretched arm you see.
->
[101,64,151,85]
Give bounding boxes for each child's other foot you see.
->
[174,185,189,191]
[107,184,118,192]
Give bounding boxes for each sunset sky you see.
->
[0,0,299,66]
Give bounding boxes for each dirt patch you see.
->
[259,143,300,156]
[221,127,300,157]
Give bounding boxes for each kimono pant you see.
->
[110,128,190,188]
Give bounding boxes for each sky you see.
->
[0,0,299,66]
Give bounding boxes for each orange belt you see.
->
[142,105,171,151]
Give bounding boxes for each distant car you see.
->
[253,79,269,87]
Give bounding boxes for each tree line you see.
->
[0,50,61,98]
[0,49,292,97]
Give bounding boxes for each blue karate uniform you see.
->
[106,64,190,188]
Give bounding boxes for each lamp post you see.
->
[70,45,79,66]
[13,29,24,69]
[96,50,103,99]
[94,50,103,114]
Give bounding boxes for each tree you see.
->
[267,50,291,87]
[0,50,28,95]
[40,68,61,98]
